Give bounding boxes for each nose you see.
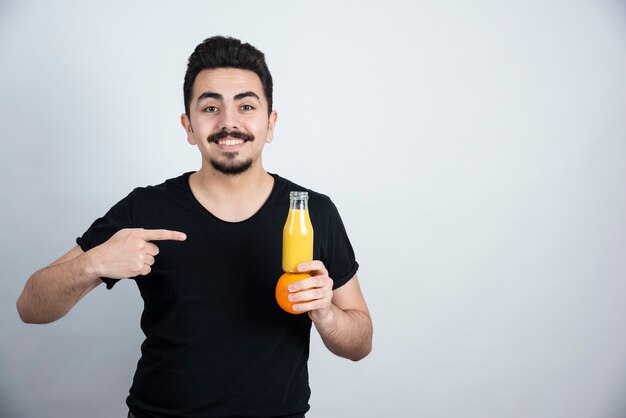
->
[219,105,239,131]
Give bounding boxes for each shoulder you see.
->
[129,172,193,201]
[272,173,333,203]
[271,173,337,217]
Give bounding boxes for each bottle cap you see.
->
[289,191,308,200]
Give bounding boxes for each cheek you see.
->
[249,119,271,138]
[189,119,216,137]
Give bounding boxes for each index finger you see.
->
[297,260,327,275]
[138,229,187,242]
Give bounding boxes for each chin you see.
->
[209,157,254,176]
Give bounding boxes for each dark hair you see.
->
[183,36,273,116]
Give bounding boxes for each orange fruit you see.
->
[275,272,311,314]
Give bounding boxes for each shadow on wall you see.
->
[604,371,626,418]
[0,368,25,418]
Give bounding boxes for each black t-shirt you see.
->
[76,172,358,418]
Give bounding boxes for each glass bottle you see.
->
[282,191,314,272]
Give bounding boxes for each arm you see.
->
[16,228,186,324]
[289,261,373,361]
[16,245,102,324]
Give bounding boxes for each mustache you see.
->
[207,130,255,143]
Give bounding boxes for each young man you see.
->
[17,36,372,418]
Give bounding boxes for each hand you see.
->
[87,228,186,279]
[288,260,334,323]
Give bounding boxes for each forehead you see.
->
[193,68,264,100]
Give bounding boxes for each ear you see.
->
[265,110,278,144]
[181,113,197,145]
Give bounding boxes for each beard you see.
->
[209,153,254,176]
[206,129,256,176]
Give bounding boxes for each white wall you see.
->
[1,1,625,417]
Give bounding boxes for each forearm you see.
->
[313,304,373,361]
[17,252,101,324]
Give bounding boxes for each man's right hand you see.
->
[88,228,187,279]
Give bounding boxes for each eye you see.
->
[203,106,219,113]
[240,104,255,111]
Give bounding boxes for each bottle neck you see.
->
[289,191,309,211]
[290,198,308,211]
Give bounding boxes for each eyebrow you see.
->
[234,91,260,101]
[197,91,223,103]
[196,91,260,103]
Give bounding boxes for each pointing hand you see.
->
[88,228,186,279]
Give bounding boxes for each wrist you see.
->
[312,304,338,330]
[79,249,104,280]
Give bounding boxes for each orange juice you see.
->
[282,192,313,272]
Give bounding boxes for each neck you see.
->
[189,163,274,222]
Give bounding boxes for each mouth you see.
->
[212,136,249,153]
[208,130,254,145]
[216,138,245,146]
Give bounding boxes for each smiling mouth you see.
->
[208,130,255,144]
[216,138,245,146]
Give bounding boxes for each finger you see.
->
[140,265,152,276]
[288,288,328,303]
[145,242,160,256]
[139,229,187,242]
[144,255,155,266]
[292,299,325,313]
[288,275,332,292]
[297,260,327,275]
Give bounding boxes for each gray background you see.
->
[1,1,625,417]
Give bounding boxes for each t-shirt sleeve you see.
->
[76,191,135,289]
[321,199,359,290]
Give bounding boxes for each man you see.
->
[17,36,372,418]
